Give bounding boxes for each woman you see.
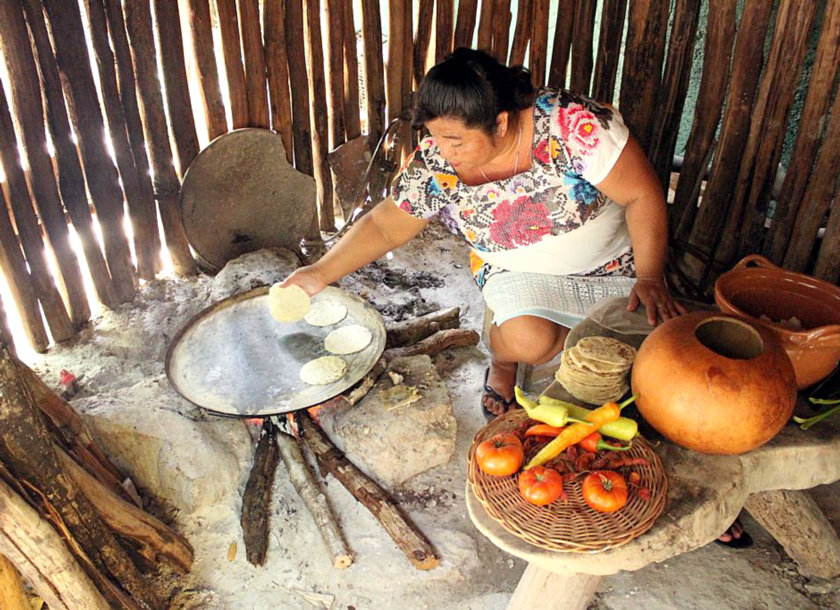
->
[283,47,686,417]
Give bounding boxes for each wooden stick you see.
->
[508,0,532,66]
[385,306,461,348]
[185,0,228,140]
[264,0,294,161]
[83,0,159,282]
[341,0,362,139]
[0,478,111,610]
[0,79,75,343]
[592,0,627,102]
[490,0,511,62]
[671,0,736,242]
[285,0,314,173]
[41,0,137,304]
[453,0,477,50]
[570,0,597,96]
[239,0,271,128]
[277,430,353,569]
[217,0,249,129]
[529,0,549,87]
[123,0,197,277]
[153,0,200,177]
[435,0,454,63]
[548,0,575,88]
[0,0,89,328]
[300,416,440,570]
[387,0,406,125]
[241,420,280,566]
[383,328,479,361]
[414,0,434,86]
[325,0,347,150]
[814,182,840,283]
[476,0,494,52]
[648,0,702,189]
[361,0,386,144]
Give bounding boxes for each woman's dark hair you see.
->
[413,48,535,135]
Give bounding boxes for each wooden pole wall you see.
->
[0,0,838,357]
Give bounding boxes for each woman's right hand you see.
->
[280,265,328,297]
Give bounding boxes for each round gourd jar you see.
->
[631,312,797,455]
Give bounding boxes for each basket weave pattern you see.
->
[468,409,668,553]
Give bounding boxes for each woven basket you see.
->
[468,409,668,553]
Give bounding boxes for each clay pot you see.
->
[631,312,796,455]
[715,255,840,389]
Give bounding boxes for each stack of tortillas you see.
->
[555,336,637,405]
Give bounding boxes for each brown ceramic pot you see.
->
[715,254,840,389]
[631,312,796,455]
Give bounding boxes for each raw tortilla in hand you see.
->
[268,283,310,322]
[299,355,347,385]
[324,324,373,355]
[304,300,348,326]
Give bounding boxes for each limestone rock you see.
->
[209,248,301,303]
[77,377,252,513]
[319,355,457,488]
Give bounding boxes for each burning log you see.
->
[241,419,280,566]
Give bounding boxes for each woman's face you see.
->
[424,116,498,170]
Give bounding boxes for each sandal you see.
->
[714,519,754,549]
[481,367,514,421]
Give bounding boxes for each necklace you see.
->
[479,126,522,183]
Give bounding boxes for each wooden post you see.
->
[153,0,201,177]
[722,1,816,266]
[683,3,772,283]
[814,184,840,283]
[342,0,362,139]
[361,0,385,143]
[508,0,532,66]
[285,0,314,173]
[123,0,197,277]
[387,0,406,125]
[185,0,228,140]
[435,0,454,62]
[671,0,737,242]
[217,0,250,129]
[326,0,347,150]
[648,0,702,189]
[82,0,160,282]
[570,0,597,96]
[239,0,271,128]
[618,0,669,152]
[0,81,74,343]
[305,0,336,232]
[414,0,434,85]
[548,0,575,88]
[21,0,120,307]
[529,0,549,87]
[0,0,88,329]
[102,0,164,277]
[401,0,413,151]
[41,0,137,303]
[764,0,840,265]
[490,0,512,62]
[264,0,295,161]
[476,0,493,52]
[453,0,477,50]
[592,0,627,103]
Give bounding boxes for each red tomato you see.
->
[475,433,524,476]
[518,466,564,506]
[581,470,628,513]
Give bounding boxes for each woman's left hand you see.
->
[627,277,687,325]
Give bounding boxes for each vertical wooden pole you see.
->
[0,0,88,328]
[435,0,454,63]
[361,0,385,144]
[387,0,406,124]
[570,0,597,96]
[217,0,250,129]
[476,0,494,52]
[508,0,532,66]
[618,0,669,152]
[648,0,701,189]
[123,0,197,276]
[264,0,294,160]
[305,0,336,231]
[41,0,138,303]
[21,0,119,306]
[285,0,314,173]
[239,0,270,128]
[153,0,201,176]
[814,182,840,283]
[490,0,511,63]
[530,0,549,87]
[591,0,626,102]
[415,0,435,85]
[325,0,347,149]
[672,0,736,242]
[342,0,362,139]
[765,0,840,265]
[453,0,477,50]
[185,0,228,140]
[548,0,575,88]
[83,0,160,282]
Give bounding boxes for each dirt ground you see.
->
[20,221,840,609]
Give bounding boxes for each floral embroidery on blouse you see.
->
[390,87,629,255]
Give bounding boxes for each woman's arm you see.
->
[595,136,686,324]
[282,197,430,295]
